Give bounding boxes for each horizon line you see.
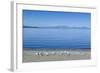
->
[23,26,90,29]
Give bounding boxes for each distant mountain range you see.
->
[23,26,90,29]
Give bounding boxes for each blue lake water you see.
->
[23,28,91,49]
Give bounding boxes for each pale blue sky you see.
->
[23,10,91,27]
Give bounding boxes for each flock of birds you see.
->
[31,49,86,56]
[32,51,72,56]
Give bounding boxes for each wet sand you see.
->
[23,49,91,63]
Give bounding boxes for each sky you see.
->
[23,10,91,27]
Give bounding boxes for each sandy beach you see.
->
[23,49,91,63]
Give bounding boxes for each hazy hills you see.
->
[23,25,90,29]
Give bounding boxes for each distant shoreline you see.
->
[23,26,90,29]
